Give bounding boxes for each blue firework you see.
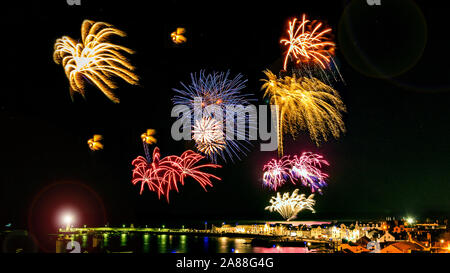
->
[172,70,255,163]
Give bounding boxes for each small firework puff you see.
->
[87,134,103,151]
[53,20,139,103]
[141,129,157,145]
[131,146,221,202]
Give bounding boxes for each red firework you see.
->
[131,147,221,202]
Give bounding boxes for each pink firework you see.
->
[290,152,329,193]
[131,147,221,202]
[262,157,293,190]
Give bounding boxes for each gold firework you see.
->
[261,70,346,156]
[141,129,157,145]
[53,20,139,103]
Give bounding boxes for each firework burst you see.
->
[265,189,315,221]
[261,70,346,156]
[53,20,139,103]
[262,157,293,190]
[290,152,329,194]
[131,146,221,202]
[173,70,255,162]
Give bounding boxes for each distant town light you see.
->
[406,217,415,225]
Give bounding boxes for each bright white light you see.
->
[62,213,74,225]
[406,217,414,224]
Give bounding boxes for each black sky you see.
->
[1,0,449,232]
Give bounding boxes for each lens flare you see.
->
[265,189,315,221]
[53,20,139,103]
[261,70,346,156]
[262,152,329,193]
[141,129,157,145]
[171,27,187,44]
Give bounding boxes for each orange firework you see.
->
[280,14,335,70]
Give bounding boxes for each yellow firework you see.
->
[265,189,315,221]
[53,20,139,103]
[261,70,346,156]
[171,28,187,44]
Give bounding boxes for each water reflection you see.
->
[81,234,88,248]
[143,233,150,253]
[62,234,314,253]
[157,234,167,253]
[203,237,209,252]
[103,233,109,248]
[120,233,127,247]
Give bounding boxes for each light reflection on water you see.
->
[69,234,315,253]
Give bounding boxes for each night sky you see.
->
[1,0,449,236]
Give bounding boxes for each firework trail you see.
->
[261,70,346,156]
[131,147,221,202]
[173,70,255,162]
[265,189,315,221]
[53,20,138,103]
[280,14,343,84]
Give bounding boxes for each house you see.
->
[380,242,425,253]
[378,231,396,243]
[340,244,370,253]
[392,225,406,233]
